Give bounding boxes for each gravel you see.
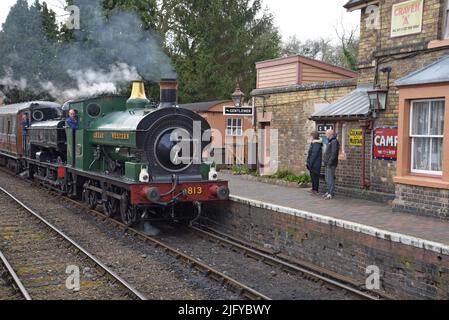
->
[0,170,238,300]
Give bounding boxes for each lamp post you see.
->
[368,66,392,117]
[232,85,245,108]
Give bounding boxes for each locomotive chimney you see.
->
[127,80,150,109]
[159,78,178,108]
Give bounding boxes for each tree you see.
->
[281,26,359,71]
[103,0,158,31]
[165,0,281,103]
[0,0,59,102]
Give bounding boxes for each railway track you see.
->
[0,250,31,300]
[0,187,146,300]
[0,167,388,300]
[0,168,268,300]
[62,195,382,300]
[64,198,271,300]
[188,225,388,300]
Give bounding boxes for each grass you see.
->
[232,167,311,185]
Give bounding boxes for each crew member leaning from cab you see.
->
[66,109,79,166]
[66,109,79,130]
[21,113,30,155]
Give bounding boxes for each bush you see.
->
[232,165,252,175]
[276,171,311,185]
[276,170,293,179]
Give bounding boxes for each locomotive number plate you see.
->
[186,186,203,196]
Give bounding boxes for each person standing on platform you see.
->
[306,131,323,196]
[323,129,340,200]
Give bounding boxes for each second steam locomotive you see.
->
[0,79,230,226]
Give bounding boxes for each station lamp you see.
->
[368,66,392,112]
[368,86,389,111]
[232,85,245,108]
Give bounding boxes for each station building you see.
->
[254,0,449,219]
[251,55,358,175]
[324,0,449,217]
[180,100,253,166]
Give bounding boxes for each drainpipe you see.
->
[359,119,373,189]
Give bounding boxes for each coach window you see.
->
[410,99,445,176]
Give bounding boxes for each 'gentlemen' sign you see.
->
[223,107,254,116]
[391,0,423,38]
[373,128,398,160]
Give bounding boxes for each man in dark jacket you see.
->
[306,131,323,195]
[21,113,30,155]
[323,129,340,200]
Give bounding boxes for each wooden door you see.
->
[259,122,271,175]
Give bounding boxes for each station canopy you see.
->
[395,54,449,87]
[310,86,372,121]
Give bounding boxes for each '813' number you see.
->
[187,186,203,196]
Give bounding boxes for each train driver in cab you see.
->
[21,113,30,154]
[66,109,79,130]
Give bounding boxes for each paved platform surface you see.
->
[221,173,449,247]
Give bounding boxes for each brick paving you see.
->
[221,173,449,246]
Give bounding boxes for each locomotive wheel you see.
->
[121,205,138,227]
[87,191,98,210]
[120,193,137,227]
[104,198,119,218]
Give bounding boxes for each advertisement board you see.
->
[349,129,363,147]
[391,0,423,38]
[373,127,398,160]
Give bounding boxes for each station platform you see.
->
[220,173,449,253]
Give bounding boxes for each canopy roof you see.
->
[311,86,372,120]
[396,55,449,87]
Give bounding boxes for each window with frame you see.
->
[410,100,445,176]
[226,118,243,136]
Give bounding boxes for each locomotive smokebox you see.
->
[127,80,150,109]
[159,78,178,108]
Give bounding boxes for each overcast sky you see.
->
[0,0,360,42]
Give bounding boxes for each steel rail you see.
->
[65,198,271,301]
[0,187,147,301]
[190,225,386,300]
[0,250,32,300]
[0,168,269,301]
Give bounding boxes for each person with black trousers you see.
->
[323,129,340,200]
[306,131,323,196]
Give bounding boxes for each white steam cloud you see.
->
[0,69,28,91]
[41,63,140,100]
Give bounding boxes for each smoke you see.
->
[0,69,28,92]
[42,63,141,100]
[0,0,176,101]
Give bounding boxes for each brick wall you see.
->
[394,184,449,218]
[332,0,449,203]
[252,80,356,175]
[203,200,449,299]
